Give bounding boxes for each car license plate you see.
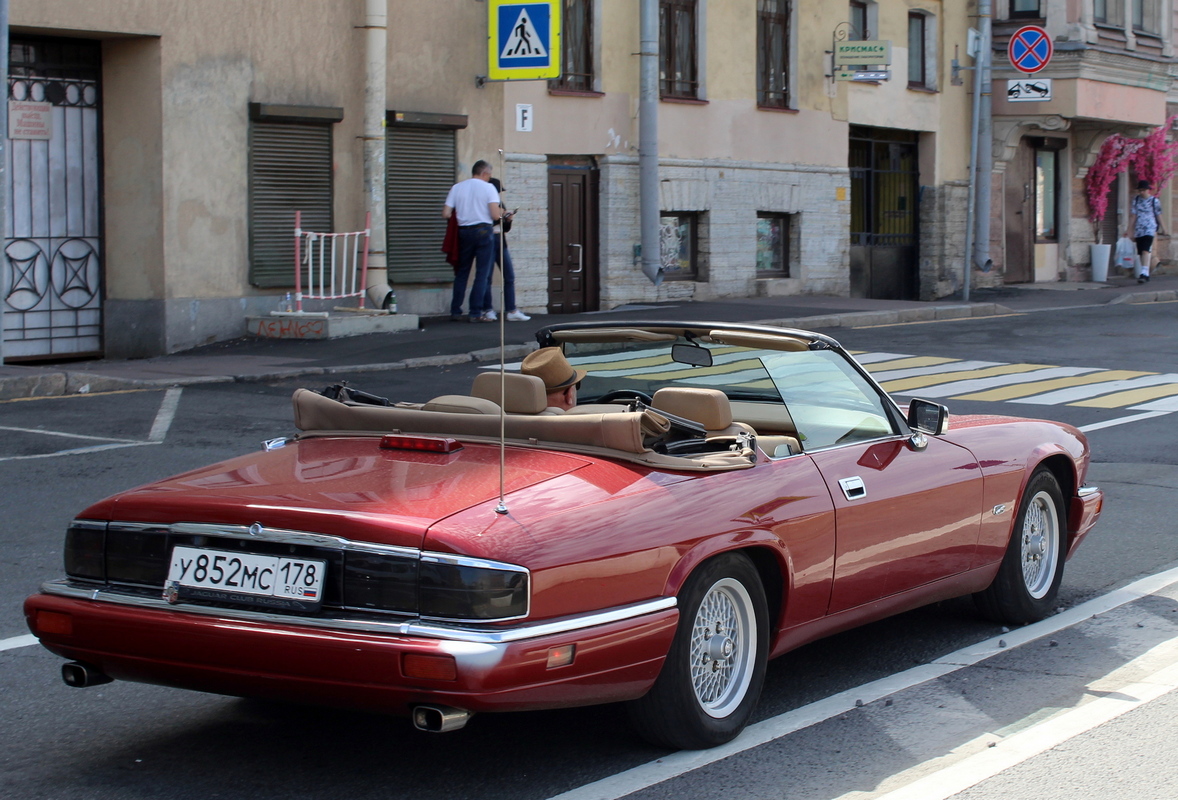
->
[164,546,326,612]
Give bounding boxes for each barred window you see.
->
[552,0,594,92]
[660,0,698,99]
[757,1,790,109]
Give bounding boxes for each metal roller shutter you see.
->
[248,122,333,288]
[387,126,456,283]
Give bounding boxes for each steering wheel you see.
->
[595,389,654,406]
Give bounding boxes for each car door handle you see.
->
[838,476,867,501]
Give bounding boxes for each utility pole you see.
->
[1,0,8,362]
[638,0,661,285]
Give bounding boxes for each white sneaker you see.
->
[482,309,498,321]
[506,310,531,321]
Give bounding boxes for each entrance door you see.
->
[849,127,919,300]
[4,37,103,361]
[547,165,599,314]
[1004,139,1034,283]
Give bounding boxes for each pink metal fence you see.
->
[292,211,371,313]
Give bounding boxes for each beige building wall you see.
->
[7,0,981,357]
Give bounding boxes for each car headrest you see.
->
[471,372,548,414]
[651,387,733,431]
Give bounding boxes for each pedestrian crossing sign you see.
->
[488,1,561,81]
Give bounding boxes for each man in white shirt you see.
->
[443,161,502,321]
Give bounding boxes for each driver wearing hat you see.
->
[521,347,587,411]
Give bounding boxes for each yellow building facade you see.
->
[4,1,976,359]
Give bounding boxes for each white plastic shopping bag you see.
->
[1115,237,1138,271]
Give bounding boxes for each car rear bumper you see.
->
[24,584,678,715]
[1067,485,1103,559]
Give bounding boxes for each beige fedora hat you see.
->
[521,347,587,391]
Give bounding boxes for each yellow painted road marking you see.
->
[878,363,1048,393]
[955,370,1155,401]
[1072,382,1178,408]
[862,356,959,372]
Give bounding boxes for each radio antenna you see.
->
[495,148,508,515]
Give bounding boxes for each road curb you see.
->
[0,297,1148,401]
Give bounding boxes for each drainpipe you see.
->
[963,0,992,303]
[638,0,662,285]
[973,0,993,282]
[0,0,8,362]
[363,0,396,310]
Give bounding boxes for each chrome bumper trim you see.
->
[1077,486,1101,497]
[39,581,676,645]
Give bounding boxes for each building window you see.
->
[907,13,926,88]
[552,0,594,91]
[1134,0,1160,33]
[1035,147,1059,241]
[849,1,868,38]
[757,1,791,109]
[756,214,791,277]
[1010,0,1041,19]
[660,213,698,279]
[247,105,341,288]
[660,0,698,99]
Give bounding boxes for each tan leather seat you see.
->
[651,387,755,439]
[471,372,549,414]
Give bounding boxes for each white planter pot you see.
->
[1090,243,1111,282]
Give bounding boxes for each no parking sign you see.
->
[1008,25,1053,74]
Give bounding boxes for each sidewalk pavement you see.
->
[1,273,1173,400]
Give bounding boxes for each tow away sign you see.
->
[488,1,561,81]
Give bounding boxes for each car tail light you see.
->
[380,435,463,453]
[36,610,73,635]
[64,522,106,581]
[341,552,417,613]
[402,653,457,681]
[418,555,529,621]
[105,527,170,585]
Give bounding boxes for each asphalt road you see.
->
[2,301,1177,800]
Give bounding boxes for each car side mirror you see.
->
[907,399,949,436]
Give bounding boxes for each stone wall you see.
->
[504,155,851,314]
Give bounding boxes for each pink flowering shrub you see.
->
[1084,134,1138,242]
[1130,114,1178,192]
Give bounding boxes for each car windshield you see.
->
[563,335,896,450]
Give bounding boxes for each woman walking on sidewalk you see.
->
[1126,179,1165,284]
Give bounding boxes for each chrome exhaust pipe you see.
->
[411,704,472,733]
[61,661,113,688]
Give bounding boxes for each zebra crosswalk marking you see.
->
[1019,373,1178,405]
[944,368,1138,402]
[859,355,959,371]
[1070,381,1178,408]
[881,366,1104,398]
[877,363,1050,393]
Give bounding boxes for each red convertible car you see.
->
[25,322,1103,749]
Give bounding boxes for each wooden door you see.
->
[1004,141,1034,283]
[547,168,598,314]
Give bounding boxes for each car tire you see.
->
[626,552,769,750]
[974,468,1066,625]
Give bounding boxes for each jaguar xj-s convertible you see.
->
[24,322,1103,750]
